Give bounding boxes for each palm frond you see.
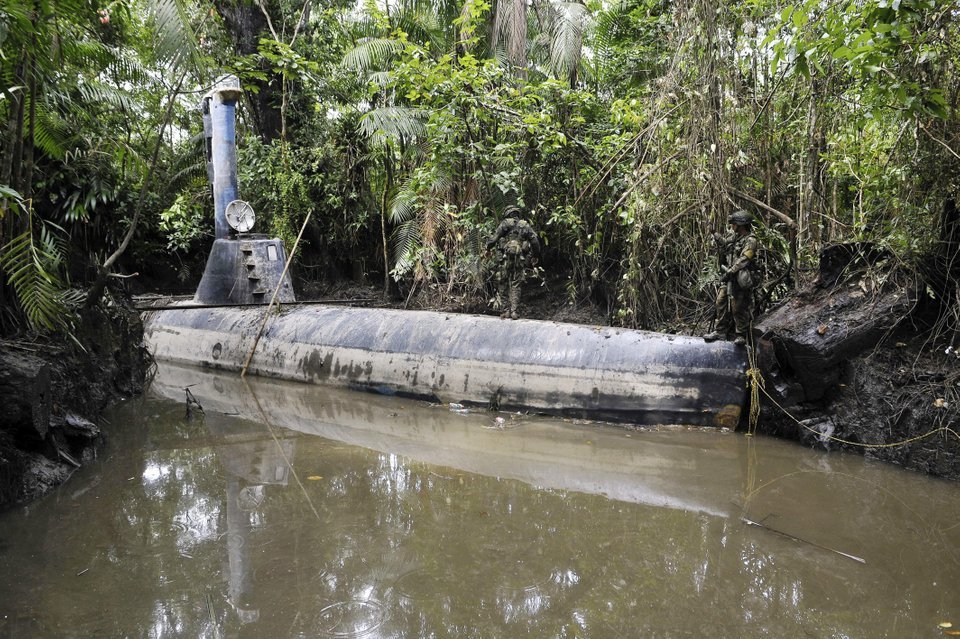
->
[108,50,152,86]
[60,39,118,74]
[549,1,589,85]
[75,80,136,113]
[423,168,454,195]
[367,71,392,89]
[389,188,418,224]
[493,0,528,71]
[421,198,448,238]
[395,9,446,51]
[391,216,423,258]
[0,1,33,26]
[149,0,201,69]
[592,0,632,55]
[342,38,405,72]
[358,106,426,146]
[32,99,69,158]
[390,217,424,277]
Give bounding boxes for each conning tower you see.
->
[194,75,295,305]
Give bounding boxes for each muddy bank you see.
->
[0,305,148,509]
[755,246,960,480]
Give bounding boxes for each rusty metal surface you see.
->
[143,305,747,426]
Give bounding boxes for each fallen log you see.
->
[756,274,915,401]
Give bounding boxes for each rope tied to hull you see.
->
[744,323,764,436]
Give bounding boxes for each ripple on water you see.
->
[312,600,387,638]
[170,521,201,538]
[218,530,247,549]
[391,568,461,603]
[477,536,571,596]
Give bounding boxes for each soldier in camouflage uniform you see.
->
[486,207,540,319]
[704,210,760,346]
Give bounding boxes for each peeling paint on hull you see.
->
[143,305,747,427]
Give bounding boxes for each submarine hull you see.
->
[143,305,747,427]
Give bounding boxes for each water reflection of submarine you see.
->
[154,362,744,518]
[208,412,296,625]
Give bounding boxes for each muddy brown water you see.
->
[1,363,958,638]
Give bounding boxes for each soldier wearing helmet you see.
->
[704,209,760,346]
[486,206,540,319]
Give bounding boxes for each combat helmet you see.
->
[728,210,753,227]
[503,205,521,219]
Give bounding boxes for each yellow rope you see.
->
[744,327,960,449]
[745,325,763,436]
[757,383,960,448]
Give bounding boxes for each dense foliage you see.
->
[1,0,958,335]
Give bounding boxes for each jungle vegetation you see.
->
[0,0,958,337]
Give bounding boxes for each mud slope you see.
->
[755,245,960,480]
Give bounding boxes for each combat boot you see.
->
[508,283,520,320]
[703,331,723,342]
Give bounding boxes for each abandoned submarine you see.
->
[141,76,748,428]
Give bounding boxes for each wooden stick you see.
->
[741,517,865,564]
[240,211,312,378]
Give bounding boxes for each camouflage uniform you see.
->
[487,212,540,319]
[705,211,759,345]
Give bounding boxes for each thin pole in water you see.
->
[240,211,312,378]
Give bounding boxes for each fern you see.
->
[0,203,75,332]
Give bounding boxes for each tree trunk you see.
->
[381,146,393,297]
[213,0,283,142]
[23,55,37,203]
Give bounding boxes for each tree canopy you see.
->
[1,0,958,335]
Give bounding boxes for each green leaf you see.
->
[0,208,75,332]
[832,45,852,59]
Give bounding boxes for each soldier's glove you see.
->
[720,269,733,283]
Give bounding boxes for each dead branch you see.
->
[730,188,797,229]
